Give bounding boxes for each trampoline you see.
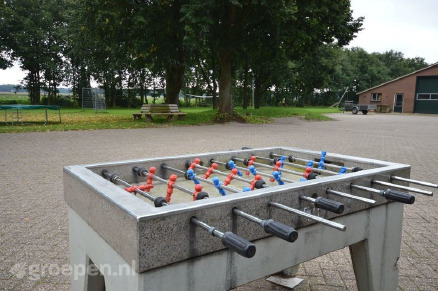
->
[0,105,61,125]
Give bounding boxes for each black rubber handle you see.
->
[101,169,118,182]
[308,172,318,180]
[221,232,256,258]
[132,166,147,177]
[254,179,266,189]
[153,197,167,207]
[101,169,111,179]
[195,192,209,200]
[263,219,298,242]
[314,197,344,214]
[382,189,415,204]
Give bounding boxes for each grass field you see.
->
[0,106,340,133]
[0,92,340,133]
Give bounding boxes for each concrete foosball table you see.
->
[63,147,434,291]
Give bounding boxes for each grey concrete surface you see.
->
[1,113,437,290]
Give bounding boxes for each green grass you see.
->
[0,106,339,133]
[0,92,30,104]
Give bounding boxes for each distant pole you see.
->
[252,78,255,108]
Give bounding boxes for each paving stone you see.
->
[1,113,438,290]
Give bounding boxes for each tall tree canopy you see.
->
[182,0,363,115]
[2,0,67,104]
[0,0,430,111]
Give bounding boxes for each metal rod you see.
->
[190,217,223,238]
[211,159,296,183]
[270,153,309,164]
[196,175,241,193]
[269,202,346,231]
[233,208,262,224]
[195,164,252,183]
[211,159,252,173]
[233,157,303,176]
[372,180,433,196]
[350,184,381,194]
[103,170,166,205]
[163,165,185,175]
[162,164,240,193]
[391,176,438,189]
[253,155,338,175]
[299,196,316,203]
[270,153,354,171]
[112,176,158,202]
[326,188,376,204]
[138,167,194,196]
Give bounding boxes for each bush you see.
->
[40,95,77,107]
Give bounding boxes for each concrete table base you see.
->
[69,200,403,291]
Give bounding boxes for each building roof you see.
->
[358,62,438,94]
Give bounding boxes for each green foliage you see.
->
[0,0,430,115]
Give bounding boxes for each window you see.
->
[417,93,438,100]
[371,93,382,102]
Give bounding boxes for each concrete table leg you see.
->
[349,202,403,291]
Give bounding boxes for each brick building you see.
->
[357,63,438,114]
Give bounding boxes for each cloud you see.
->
[349,0,438,63]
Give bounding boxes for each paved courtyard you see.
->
[1,113,437,290]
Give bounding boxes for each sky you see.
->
[0,0,437,85]
[348,0,438,63]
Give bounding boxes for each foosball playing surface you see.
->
[64,146,436,291]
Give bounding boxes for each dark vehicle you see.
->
[343,101,377,115]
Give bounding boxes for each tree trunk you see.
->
[165,63,184,104]
[212,81,218,110]
[28,69,41,105]
[218,51,233,114]
[242,58,249,109]
[254,76,262,109]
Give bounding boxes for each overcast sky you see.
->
[1,0,437,85]
[348,0,438,63]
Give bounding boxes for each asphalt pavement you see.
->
[1,112,437,290]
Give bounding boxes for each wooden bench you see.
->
[133,104,187,122]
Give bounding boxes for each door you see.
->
[394,94,403,112]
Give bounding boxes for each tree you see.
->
[2,0,68,104]
[183,0,363,115]
[0,3,13,69]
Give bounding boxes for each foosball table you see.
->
[63,146,436,291]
